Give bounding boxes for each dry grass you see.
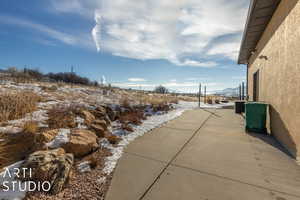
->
[0,91,41,123]
[23,121,39,134]
[40,85,58,92]
[177,95,198,102]
[0,131,39,170]
[120,96,130,108]
[0,121,41,169]
[47,104,82,129]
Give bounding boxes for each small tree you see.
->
[154,85,168,94]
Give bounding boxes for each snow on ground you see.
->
[77,161,92,173]
[46,129,71,149]
[199,102,234,109]
[7,110,49,128]
[0,161,27,200]
[102,101,235,175]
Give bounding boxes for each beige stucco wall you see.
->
[248,0,300,160]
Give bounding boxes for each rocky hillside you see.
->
[0,80,194,200]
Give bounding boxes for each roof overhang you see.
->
[238,0,281,64]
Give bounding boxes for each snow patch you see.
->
[0,161,27,200]
[46,129,70,148]
[77,161,91,173]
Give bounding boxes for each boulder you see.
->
[93,119,107,130]
[62,129,98,158]
[38,129,59,144]
[21,148,73,194]
[90,124,105,138]
[105,106,116,121]
[92,106,106,119]
[80,110,95,125]
[96,106,107,114]
[122,124,134,132]
[104,131,121,145]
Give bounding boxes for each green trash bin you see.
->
[245,102,268,133]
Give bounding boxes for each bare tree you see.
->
[154,85,168,94]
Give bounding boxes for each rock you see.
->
[38,129,59,144]
[122,124,134,132]
[93,119,107,130]
[92,106,106,119]
[80,110,95,125]
[96,106,107,114]
[90,124,105,138]
[105,106,116,121]
[104,131,121,145]
[62,129,98,158]
[21,148,73,194]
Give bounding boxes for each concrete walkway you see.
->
[105,109,300,200]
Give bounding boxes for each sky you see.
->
[0,0,249,93]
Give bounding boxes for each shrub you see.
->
[120,97,130,108]
[207,98,213,104]
[0,92,41,123]
[119,111,144,125]
[41,85,58,92]
[47,72,91,85]
[106,135,120,145]
[47,104,81,129]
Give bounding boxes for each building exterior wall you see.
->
[248,0,300,159]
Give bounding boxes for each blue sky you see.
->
[0,0,249,93]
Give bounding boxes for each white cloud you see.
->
[176,59,218,67]
[207,42,241,60]
[128,78,146,82]
[0,14,94,49]
[92,11,102,51]
[232,76,246,80]
[46,0,249,65]
[21,0,249,65]
[90,0,248,66]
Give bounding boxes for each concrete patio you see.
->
[105,109,300,200]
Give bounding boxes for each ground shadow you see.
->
[247,132,294,158]
[245,105,297,159]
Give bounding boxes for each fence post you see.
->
[239,84,242,100]
[198,83,201,108]
[242,82,245,100]
[204,86,207,104]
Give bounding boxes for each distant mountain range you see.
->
[213,87,240,97]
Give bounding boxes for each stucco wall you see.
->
[248,0,300,159]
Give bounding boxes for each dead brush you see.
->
[119,111,144,125]
[0,130,39,169]
[47,104,83,129]
[106,134,121,145]
[23,121,38,134]
[40,85,58,92]
[83,153,99,169]
[169,98,179,104]
[120,96,130,108]
[0,91,42,123]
